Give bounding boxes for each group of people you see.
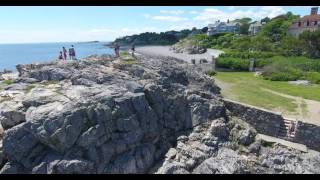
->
[58,45,77,61]
[113,43,135,58]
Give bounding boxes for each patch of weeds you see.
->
[41,80,59,86]
[207,70,217,77]
[120,51,130,56]
[0,96,13,103]
[25,84,37,93]
[3,79,13,85]
[121,59,137,65]
[261,140,275,148]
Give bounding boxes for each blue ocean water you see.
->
[0,42,114,71]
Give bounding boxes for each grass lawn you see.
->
[214,72,320,113]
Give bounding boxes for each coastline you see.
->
[135,45,224,63]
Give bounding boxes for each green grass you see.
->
[25,84,37,93]
[121,59,137,65]
[120,51,130,56]
[41,80,59,86]
[3,79,13,85]
[216,72,320,102]
[215,72,320,113]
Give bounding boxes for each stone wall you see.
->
[294,121,320,151]
[223,99,282,136]
[223,98,320,151]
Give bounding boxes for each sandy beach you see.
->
[136,46,224,63]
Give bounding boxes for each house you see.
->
[288,7,320,38]
[207,20,241,36]
[248,21,265,35]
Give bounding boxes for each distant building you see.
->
[288,7,320,38]
[248,21,265,35]
[207,20,241,36]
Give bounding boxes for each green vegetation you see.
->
[215,72,320,114]
[121,59,137,65]
[41,80,59,86]
[216,58,250,71]
[261,56,320,83]
[299,30,320,58]
[114,28,203,46]
[3,79,13,85]
[261,140,275,148]
[120,51,130,56]
[0,96,13,103]
[207,70,217,76]
[26,84,36,93]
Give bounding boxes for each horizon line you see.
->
[0,40,113,45]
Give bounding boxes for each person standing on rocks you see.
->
[131,43,136,57]
[62,47,68,60]
[69,45,76,60]
[114,43,120,58]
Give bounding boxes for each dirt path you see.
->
[261,88,320,125]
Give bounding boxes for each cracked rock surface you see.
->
[0,54,319,174]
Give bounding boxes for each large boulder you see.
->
[193,148,246,174]
[0,101,26,130]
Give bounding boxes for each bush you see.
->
[207,70,217,76]
[216,57,250,71]
[3,79,13,85]
[219,51,276,59]
[302,72,320,84]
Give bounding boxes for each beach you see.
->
[135,46,224,63]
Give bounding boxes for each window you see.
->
[315,21,318,25]
[307,21,310,26]
[298,22,301,27]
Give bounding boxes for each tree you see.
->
[201,27,208,33]
[280,35,303,56]
[234,17,252,35]
[259,12,299,42]
[299,30,320,58]
[261,17,271,23]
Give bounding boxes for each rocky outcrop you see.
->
[154,116,320,174]
[170,39,207,54]
[0,54,225,174]
[0,54,319,174]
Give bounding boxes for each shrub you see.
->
[262,63,303,81]
[3,79,13,85]
[302,72,320,84]
[216,57,250,71]
[207,70,217,76]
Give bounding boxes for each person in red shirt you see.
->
[62,47,67,60]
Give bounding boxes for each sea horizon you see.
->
[0,41,114,71]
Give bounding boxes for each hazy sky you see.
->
[0,6,312,44]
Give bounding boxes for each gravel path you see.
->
[136,46,224,63]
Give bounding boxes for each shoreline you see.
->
[135,45,224,63]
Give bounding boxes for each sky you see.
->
[0,6,313,44]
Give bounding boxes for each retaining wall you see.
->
[223,98,320,151]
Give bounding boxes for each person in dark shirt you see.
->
[114,43,120,58]
[69,45,76,60]
[131,43,135,57]
[58,51,63,60]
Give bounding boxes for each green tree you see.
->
[234,17,252,35]
[280,35,303,56]
[299,30,320,58]
[259,12,299,42]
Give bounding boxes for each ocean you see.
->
[0,42,114,71]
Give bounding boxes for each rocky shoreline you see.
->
[0,54,320,174]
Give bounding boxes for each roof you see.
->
[298,15,320,22]
[208,21,240,28]
[249,21,263,28]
